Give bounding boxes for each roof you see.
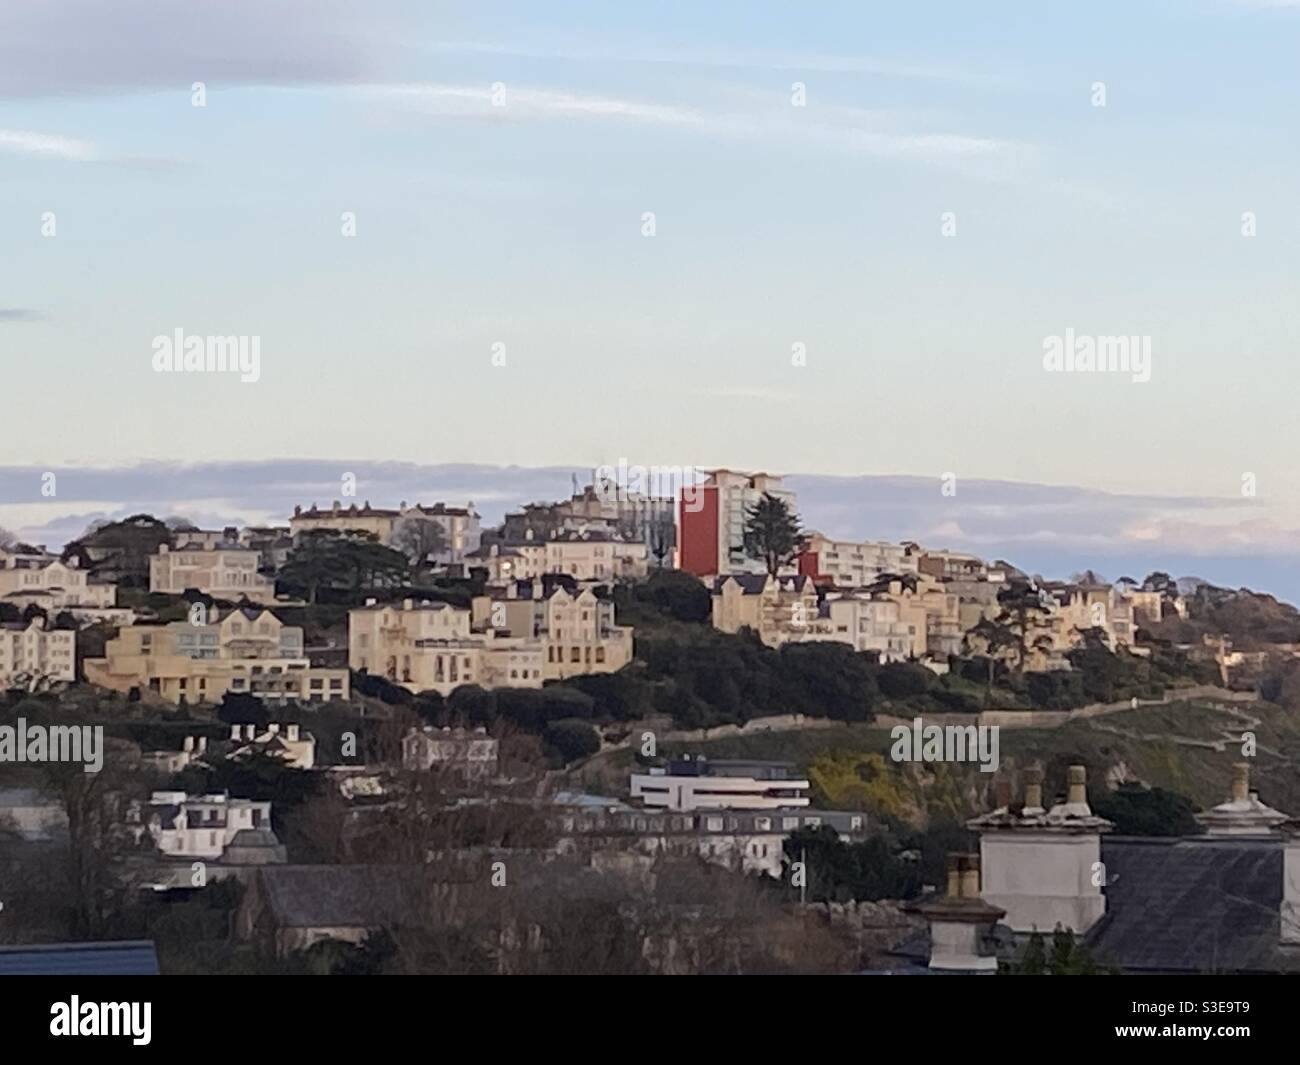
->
[1085,837,1300,973]
[254,865,468,928]
[0,941,159,976]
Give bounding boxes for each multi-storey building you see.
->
[914,548,989,581]
[130,790,273,860]
[806,594,914,662]
[710,573,819,648]
[679,469,798,578]
[150,542,277,603]
[85,607,348,705]
[402,726,499,778]
[471,582,634,680]
[289,501,480,561]
[630,758,811,812]
[493,479,676,559]
[0,619,76,687]
[349,598,544,695]
[864,573,964,659]
[0,554,117,609]
[469,531,646,583]
[796,532,917,588]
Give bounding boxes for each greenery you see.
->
[742,493,807,578]
[1006,926,1110,975]
[1091,781,1202,836]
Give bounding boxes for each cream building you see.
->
[0,619,76,687]
[85,607,348,705]
[150,543,277,603]
[471,583,634,680]
[796,532,917,588]
[0,554,117,611]
[710,574,819,648]
[289,501,480,560]
[864,573,963,659]
[349,598,544,695]
[806,594,914,662]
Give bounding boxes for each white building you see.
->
[134,790,273,860]
[796,532,918,588]
[630,758,811,812]
[0,554,120,621]
[228,722,315,770]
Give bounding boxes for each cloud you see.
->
[359,83,1031,174]
[0,129,97,161]
[423,41,1018,88]
[0,308,45,322]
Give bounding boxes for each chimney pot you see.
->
[230,724,241,741]
[287,724,299,741]
[1024,766,1044,810]
[945,854,961,898]
[246,724,257,740]
[182,736,194,752]
[198,737,207,752]
[957,854,981,899]
[1232,762,1250,802]
[268,723,280,735]
[1067,764,1087,805]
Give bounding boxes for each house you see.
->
[130,790,275,860]
[289,501,480,560]
[806,594,914,662]
[896,762,1300,974]
[228,722,315,770]
[0,787,68,842]
[710,573,818,648]
[85,606,348,705]
[0,553,117,610]
[0,618,76,688]
[349,598,544,695]
[402,726,498,778]
[236,864,460,956]
[150,542,277,603]
[630,757,811,812]
[471,582,634,680]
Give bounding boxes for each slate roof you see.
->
[255,865,470,929]
[0,941,159,975]
[1086,837,1300,973]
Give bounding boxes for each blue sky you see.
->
[2,1,1299,588]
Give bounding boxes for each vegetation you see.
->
[742,493,807,578]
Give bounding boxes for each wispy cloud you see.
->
[424,40,1019,88]
[0,308,46,322]
[0,128,97,161]
[358,83,1031,175]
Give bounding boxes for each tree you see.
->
[0,527,16,551]
[279,530,409,604]
[391,516,449,565]
[1008,926,1107,975]
[1091,782,1201,836]
[647,512,675,568]
[742,493,807,577]
[543,719,601,764]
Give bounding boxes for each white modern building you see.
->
[630,757,811,812]
[133,790,273,860]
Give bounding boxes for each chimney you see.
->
[332,500,341,513]
[197,737,207,753]
[268,723,280,735]
[1067,765,1087,806]
[916,853,1005,973]
[294,504,302,516]
[287,724,300,741]
[1023,766,1044,812]
[365,597,377,607]
[230,724,242,741]
[245,724,257,740]
[182,736,194,753]
[1232,762,1250,803]
[968,763,1112,935]
[1198,762,1289,837]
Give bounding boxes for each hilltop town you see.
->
[3,468,1300,975]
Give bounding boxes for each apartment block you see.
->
[85,607,348,705]
[796,532,917,588]
[807,594,914,662]
[679,469,798,578]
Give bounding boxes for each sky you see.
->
[2,2,1299,594]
